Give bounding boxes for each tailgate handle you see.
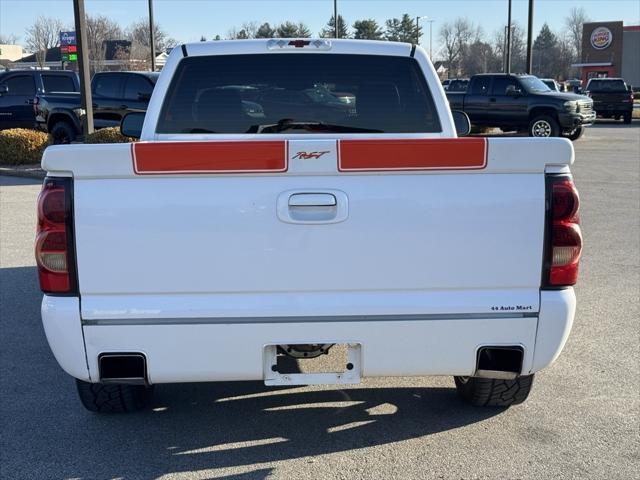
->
[288,193,336,207]
[277,190,348,224]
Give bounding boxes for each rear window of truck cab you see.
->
[156,53,441,134]
[587,79,627,92]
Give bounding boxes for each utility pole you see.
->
[148,0,156,71]
[506,0,512,74]
[525,0,534,74]
[334,0,338,38]
[72,0,93,136]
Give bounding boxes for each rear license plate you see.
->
[263,343,361,386]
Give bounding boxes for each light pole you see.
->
[415,16,428,46]
[334,0,338,38]
[525,0,534,74]
[504,24,515,73]
[427,19,435,59]
[506,0,512,73]
[148,0,156,71]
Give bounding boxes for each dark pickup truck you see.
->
[584,78,634,124]
[0,70,78,130]
[35,71,159,143]
[447,73,595,140]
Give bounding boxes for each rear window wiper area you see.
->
[252,120,383,134]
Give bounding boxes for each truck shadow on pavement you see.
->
[1,265,504,480]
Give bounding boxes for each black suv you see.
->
[35,71,159,143]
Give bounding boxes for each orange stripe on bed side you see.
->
[132,141,287,174]
[338,138,487,171]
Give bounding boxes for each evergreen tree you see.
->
[320,15,349,38]
[533,23,558,51]
[532,23,561,78]
[276,21,311,38]
[352,19,384,40]
[255,22,276,38]
[385,14,421,43]
[276,21,299,38]
[296,22,311,38]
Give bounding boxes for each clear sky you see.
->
[2,0,639,57]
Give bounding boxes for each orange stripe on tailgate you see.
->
[338,138,487,171]
[132,141,287,174]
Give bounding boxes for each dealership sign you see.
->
[590,27,613,50]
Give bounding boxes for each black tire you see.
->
[454,374,534,407]
[528,115,560,138]
[566,126,585,141]
[50,120,77,145]
[76,379,154,413]
[623,113,632,124]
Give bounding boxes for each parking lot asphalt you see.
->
[1,122,638,480]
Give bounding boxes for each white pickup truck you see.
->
[37,39,582,413]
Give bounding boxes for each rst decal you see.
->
[338,138,488,171]
[291,151,330,160]
[132,141,288,174]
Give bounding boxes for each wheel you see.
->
[528,115,560,138]
[623,113,632,124]
[76,379,154,413]
[614,115,621,121]
[454,374,534,407]
[565,126,585,141]
[50,120,77,145]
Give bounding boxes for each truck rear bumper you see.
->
[42,289,575,384]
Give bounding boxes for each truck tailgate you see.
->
[43,137,573,321]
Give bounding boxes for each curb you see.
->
[0,166,46,180]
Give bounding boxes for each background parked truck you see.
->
[447,73,595,140]
[35,71,159,143]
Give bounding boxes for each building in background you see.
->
[573,21,640,87]
[8,42,169,72]
[0,44,24,69]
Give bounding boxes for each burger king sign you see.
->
[590,27,613,50]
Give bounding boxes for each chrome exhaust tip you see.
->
[474,346,523,380]
[98,353,148,384]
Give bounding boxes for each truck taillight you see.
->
[543,176,582,287]
[35,177,77,294]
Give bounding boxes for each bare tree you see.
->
[126,18,176,68]
[439,18,474,78]
[240,21,259,38]
[0,33,19,44]
[25,16,64,68]
[86,15,122,73]
[565,7,590,61]
[494,22,527,73]
[226,21,261,40]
